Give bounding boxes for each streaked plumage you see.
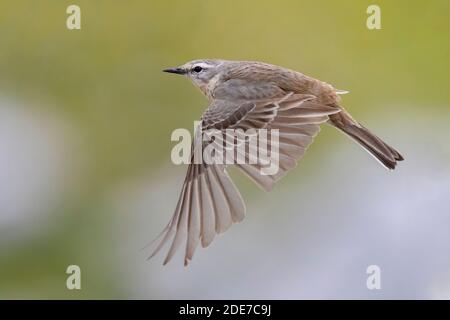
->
[152,59,404,265]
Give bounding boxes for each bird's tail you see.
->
[329,109,404,170]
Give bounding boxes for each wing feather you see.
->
[199,165,216,248]
[163,167,192,265]
[185,165,201,265]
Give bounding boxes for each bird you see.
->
[150,59,404,266]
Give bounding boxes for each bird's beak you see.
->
[163,67,187,75]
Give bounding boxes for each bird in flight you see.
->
[150,59,403,266]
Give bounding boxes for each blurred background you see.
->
[0,0,449,299]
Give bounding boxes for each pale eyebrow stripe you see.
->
[194,62,212,69]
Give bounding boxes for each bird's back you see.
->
[220,60,340,105]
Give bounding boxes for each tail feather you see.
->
[330,110,404,170]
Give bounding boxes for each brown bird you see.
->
[151,59,404,265]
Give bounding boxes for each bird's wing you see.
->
[229,93,341,191]
[148,122,245,266]
[149,93,340,265]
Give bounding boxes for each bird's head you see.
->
[163,59,227,93]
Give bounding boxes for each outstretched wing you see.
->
[149,93,340,265]
[148,124,246,266]
[231,93,340,191]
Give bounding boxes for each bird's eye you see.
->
[192,66,203,73]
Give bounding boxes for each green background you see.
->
[0,0,449,299]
